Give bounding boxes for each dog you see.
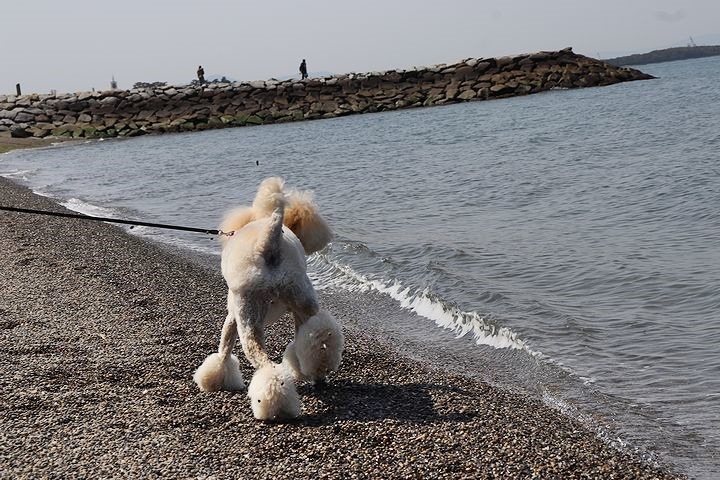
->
[193,177,343,420]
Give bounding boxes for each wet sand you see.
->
[0,176,684,479]
[0,135,79,154]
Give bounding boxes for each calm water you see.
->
[3,57,719,478]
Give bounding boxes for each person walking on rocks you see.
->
[299,59,308,79]
[197,65,205,84]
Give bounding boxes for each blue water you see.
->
[3,56,719,478]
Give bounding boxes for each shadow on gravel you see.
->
[296,381,476,425]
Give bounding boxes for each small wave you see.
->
[60,197,122,219]
[0,169,34,180]
[309,254,541,354]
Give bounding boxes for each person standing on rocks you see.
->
[197,65,205,84]
[299,59,308,79]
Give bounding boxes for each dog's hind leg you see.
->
[231,294,272,369]
[233,293,303,420]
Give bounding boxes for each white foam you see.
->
[60,197,120,219]
[309,255,541,354]
[0,169,33,180]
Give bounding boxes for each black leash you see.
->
[0,205,233,236]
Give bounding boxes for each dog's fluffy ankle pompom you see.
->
[247,363,300,420]
[285,310,344,383]
[193,353,246,392]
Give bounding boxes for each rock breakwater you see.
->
[0,48,652,140]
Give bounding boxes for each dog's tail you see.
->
[253,177,286,266]
[284,188,333,254]
[218,177,286,247]
[253,177,286,218]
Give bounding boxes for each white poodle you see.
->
[193,177,343,420]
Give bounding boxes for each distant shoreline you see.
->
[605,45,720,66]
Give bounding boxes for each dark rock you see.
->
[10,126,31,138]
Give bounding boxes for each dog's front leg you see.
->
[217,312,238,360]
[193,311,246,392]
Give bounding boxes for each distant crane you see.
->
[688,36,697,47]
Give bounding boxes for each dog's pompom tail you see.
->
[292,310,344,383]
[247,363,301,420]
[284,188,333,254]
[253,178,287,265]
[193,353,246,392]
[217,178,285,245]
[252,177,286,218]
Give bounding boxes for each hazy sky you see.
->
[3,0,719,95]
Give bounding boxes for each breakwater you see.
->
[0,48,652,140]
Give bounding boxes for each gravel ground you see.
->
[0,177,684,479]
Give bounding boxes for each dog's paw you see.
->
[247,363,301,420]
[193,353,246,392]
[291,310,344,383]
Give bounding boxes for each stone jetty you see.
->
[0,48,653,140]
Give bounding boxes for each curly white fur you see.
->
[247,363,300,420]
[283,310,344,383]
[193,353,246,392]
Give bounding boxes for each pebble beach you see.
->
[0,176,684,479]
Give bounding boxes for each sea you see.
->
[2,56,719,478]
